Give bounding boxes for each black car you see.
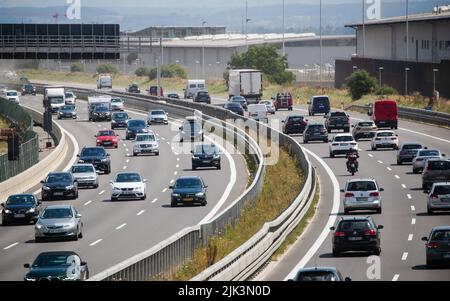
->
[1,194,41,226]
[57,105,77,120]
[288,267,351,281]
[24,251,89,281]
[325,111,350,133]
[191,144,221,170]
[127,84,140,93]
[223,102,244,116]
[77,147,111,174]
[170,176,208,207]
[126,119,148,140]
[330,216,383,256]
[194,90,211,104]
[91,105,111,122]
[282,115,308,135]
[41,172,79,201]
[303,123,328,143]
[21,84,36,95]
[167,93,180,99]
[308,95,330,116]
[111,112,129,129]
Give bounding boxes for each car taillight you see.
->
[356,127,360,130]
[345,192,354,197]
[427,242,440,249]
[334,231,346,237]
[370,192,380,197]
[364,229,377,236]
[430,194,438,199]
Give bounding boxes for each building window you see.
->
[446,41,450,50]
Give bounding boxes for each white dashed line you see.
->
[401,252,408,261]
[116,223,127,230]
[402,184,407,189]
[392,274,400,281]
[161,137,166,140]
[123,144,126,147]
[407,194,412,200]
[125,148,129,152]
[84,200,92,206]
[377,160,383,164]
[411,206,416,211]
[394,175,400,179]
[174,171,178,175]
[408,234,414,241]
[162,188,168,193]
[387,167,392,171]
[89,239,102,246]
[176,164,179,168]
[170,179,175,184]
[99,190,105,195]
[137,210,145,216]
[177,158,180,161]
[3,242,19,250]
[412,218,416,225]
[368,154,374,158]
[126,159,130,163]
[167,142,170,145]
[127,153,130,157]
[152,198,158,203]
[123,166,127,170]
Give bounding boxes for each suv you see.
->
[325,111,350,133]
[288,267,351,282]
[352,120,377,141]
[396,142,423,165]
[21,84,36,95]
[421,226,450,268]
[191,144,221,170]
[148,86,163,96]
[342,179,383,214]
[133,133,159,156]
[329,134,358,157]
[77,147,111,174]
[412,149,443,174]
[194,90,211,104]
[330,216,383,256]
[303,123,328,143]
[371,130,399,150]
[282,115,308,135]
[427,182,450,214]
[422,158,450,190]
[90,105,111,122]
[179,117,204,142]
[308,95,330,116]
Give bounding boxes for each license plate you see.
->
[53,192,64,196]
[104,142,111,145]
[123,191,133,195]
[336,124,343,127]
[348,237,362,241]
[341,143,348,146]
[14,214,25,218]
[442,198,450,202]
[356,198,368,202]
[183,198,194,202]
[47,229,63,233]
[203,160,211,163]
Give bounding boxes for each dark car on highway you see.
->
[57,105,77,120]
[282,115,308,135]
[170,176,208,207]
[91,105,111,122]
[126,83,140,93]
[194,90,211,104]
[325,111,350,133]
[422,226,450,268]
[422,158,450,190]
[303,123,328,143]
[77,147,111,174]
[40,172,78,201]
[111,112,129,129]
[330,216,383,256]
[396,142,423,165]
[223,102,244,116]
[191,144,221,170]
[1,194,41,226]
[288,267,351,281]
[126,119,148,140]
[167,92,180,99]
[21,84,36,95]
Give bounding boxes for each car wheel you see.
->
[372,145,376,151]
[73,234,79,241]
[304,139,308,144]
[413,168,419,174]
[105,168,111,175]
[155,151,159,156]
[133,152,137,157]
[141,195,146,200]
[344,128,350,133]
[170,202,177,207]
[94,183,99,189]
[332,248,340,257]
[330,152,334,158]
[192,165,196,170]
[201,200,207,206]
[217,164,221,170]
[324,139,329,143]
[427,207,433,215]
[78,231,83,239]
[180,138,184,143]
[373,248,381,256]
[2,220,8,226]
[397,160,402,165]
[111,197,117,202]
[35,237,42,243]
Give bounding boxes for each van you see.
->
[248,104,268,123]
[184,80,206,99]
[308,95,330,116]
[148,86,163,97]
[273,92,293,111]
[97,74,112,89]
[368,99,398,129]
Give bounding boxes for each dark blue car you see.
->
[169,176,208,207]
[1,194,41,226]
[224,102,244,116]
[126,119,148,140]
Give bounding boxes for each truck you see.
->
[184,80,205,99]
[97,74,112,89]
[273,92,293,111]
[228,69,263,104]
[43,86,65,113]
[88,95,112,121]
[368,99,398,129]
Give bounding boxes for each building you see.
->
[128,26,226,39]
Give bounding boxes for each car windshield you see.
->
[32,254,72,268]
[175,178,202,189]
[358,122,374,127]
[296,271,337,281]
[72,165,95,173]
[232,97,245,102]
[6,195,35,205]
[80,148,105,157]
[65,93,73,98]
[6,91,17,96]
[432,230,450,241]
[427,161,450,170]
[46,173,72,183]
[308,124,324,130]
[136,135,155,142]
[226,103,241,108]
[419,150,440,157]
[128,120,146,128]
[338,221,372,231]
[197,92,209,97]
[334,136,353,142]
[113,113,128,120]
[288,116,304,123]
[116,173,141,183]
[24,85,33,89]
[111,98,122,103]
[42,208,73,219]
[184,121,202,131]
[50,97,64,104]
[403,144,422,150]
[94,106,108,112]
[195,145,216,155]
[313,97,329,104]
[377,132,394,137]
[330,112,346,117]
[98,131,114,136]
[347,181,377,191]
[151,111,165,115]
[60,105,74,111]
[433,185,450,195]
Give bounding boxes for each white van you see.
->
[247,104,268,123]
[97,74,112,89]
[184,80,206,99]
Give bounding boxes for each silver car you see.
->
[111,97,124,111]
[35,205,83,242]
[147,110,168,125]
[71,164,99,188]
[427,182,450,214]
[342,179,383,214]
[412,149,443,173]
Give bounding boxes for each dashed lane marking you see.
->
[116,223,126,230]
[89,239,102,246]
[3,242,19,250]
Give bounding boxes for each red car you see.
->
[95,130,119,148]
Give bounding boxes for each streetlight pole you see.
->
[202,21,207,79]
[433,68,439,93]
[319,0,323,83]
[282,0,285,56]
[362,0,365,57]
[406,0,409,61]
[378,67,384,86]
[404,67,410,95]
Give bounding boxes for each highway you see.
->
[0,94,248,281]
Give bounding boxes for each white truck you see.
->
[97,74,112,89]
[44,86,65,113]
[228,69,263,104]
[88,95,112,121]
[184,79,206,99]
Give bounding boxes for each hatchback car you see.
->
[422,159,450,190]
[57,105,77,120]
[1,194,41,226]
[342,179,383,214]
[329,134,358,157]
[352,120,377,140]
[191,144,221,170]
[24,251,89,281]
[77,147,111,174]
[303,123,328,143]
[110,172,147,201]
[259,100,276,115]
[95,130,119,148]
[288,267,351,282]
[147,110,168,125]
[126,119,149,140]
[35,205,83,242]
[330,216,383,256]
[170,176,208,207]
[41,172,78,201]
[133,133,159,156]
[421,226,450,268]
[229,96,248,111]
[6,90,19,103]
[282,115,308,135]
[71,164,99,189]
[371,130,399,150]
[223,102,244,116]
[64,91,76,105]
[427,182,450,214]
[179,117,204,142]
[412,149,443,174]
[110,97,124,111]
[194,90,211,104]
[111,112,129,129]
[396,142,423,165]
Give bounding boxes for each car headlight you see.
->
[172,193,180,197]
[66,185,74,190]
[25,277,37,281]
[42,186,51,190]
[4,209,12,214]
[192,156,200,160]
[27,208,35,213]
[63,224,73,228]
[96,140,101,143]
[195,192,205,197]
[101,158,108,162]
[134,186,144,191]
[35,224,43,229]
[78,160,85,163]
[213,154,220,159]
[113,186,121,190]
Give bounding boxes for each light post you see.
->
[195,61,200,79]
[433,68,439,93]
[245,0,251,51]
[406,0,409,61]
[282,0,285,56]
[216,61,221,79]
[378,67,384,86]
[319,0,323,82]
[404,67,410,95]
[202,21,207,79]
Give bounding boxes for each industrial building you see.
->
[128,26,226,39]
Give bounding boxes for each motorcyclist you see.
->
[346,149,359,172]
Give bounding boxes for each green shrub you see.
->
[375,85,397,96]
[96,64,118,74]
[345,70,378,100]
[70,62,84,72]
[126,53,139,65]
[161,64,188,79]
[135,67,150,77]
[148,68,157,81]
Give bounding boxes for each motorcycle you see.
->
[347,161,358,176]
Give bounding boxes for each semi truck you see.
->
[43,86,65,113]
[228,69,263,104]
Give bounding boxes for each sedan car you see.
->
[71,164,99,189]
[126,84,140,93]
[110,172,147,201]
[91,105,111,122]
[329,134,358,157]
[35,205,83,242]
[21,84,36,96]
[396,142,424,165]
[193,90,211,104]
[352,120,377,141]
[179,116,204,143]
[147,110,168,125]
[288,267,351,282]
[77,147,111,174]
[427,182,450,214]
[111,112,129,129]
[133,133,159,156]
[371,130,399,150]
[191,144,221,170]
[1,194,41,226]
[342,179,383,214]
[24,251,89,281]
[41,172,78,201]
[412,149,443,174]
[259,100,276,115]
[64,91,76,105]
[223,102,244,116]
[111,97,124,111]
[95,130,119,148]
[303,123,328,143]
[167,92,180,99]
[57,105,77,120]
[229,96,248,111]
[422,158,450,190]
[170,176,208,207]
[422,226,450,268]
[6,90,19,103]
[126,119,149,140]
[282,115,308,135]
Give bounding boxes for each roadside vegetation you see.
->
[0,117,11,155]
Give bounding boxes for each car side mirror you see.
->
[442,154,446,157]
[0,203,4,207]
[81,261,87,266]
[204,185,208,188]
[421,237,428,242]
[377,225,384,230]
[190,150,193,153]
[76,213,82,218]
[74,179,78,183]
[380,188,384,192]
[107,154,111,157]
[423,189,429,194]
[76,154,80,157]
[281,120,285,123]
[143,179,148,183]
[345,277,352,282]
[169,185,173,189]
[40,180,44,184]
[109,180,114,184]
[38,201,42,205]
[24,263,30,269]
[329,226,335,231]
[340,189,345,193]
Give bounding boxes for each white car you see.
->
[342,179,383,214]
[427,182,450,214]
[248,104,269,123]
[412,148,443,174]
[371,130,399,150]
[258,100,276,115]
[111,97,124,111]
[147,110,168,125]
[133,133,159,156]
[6,90,19,103]
[65,91,76,105]
[329,134,358,157]
[110,172,147,201]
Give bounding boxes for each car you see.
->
[126,83,140,93]
[330,216,383,256]
[223,102,245,116]
[229,96,248,111]
[147,85,163,97]
[126,119,149,140]
[282,115,308,135]
[427,182,450,214]
[91,105,111,122]
[147,110,168,125]
[422,158,450,190]
[396,142,424,165]
[325,111,350,133]
[193,90,211,104]
[40,172,78,201]
[110,172,147,201]
[308,95,330,116]
[95,130,119,148]
[303,123,328,143]
[421,226,450,268]
[64,91,76,105]
[170,176,208,207]
[352,120,377,140]
[111,112,129,129]
[110,97,124,111]
[247,104,269,123]
[191,144,221,170]
[0,84,8,95]
[273,92,293,111]
[24,251,89,281]
[412,149,443,174]
[6,90,19,103]
[167,92,180,99]
[329,134,358,157]
[342,179,383,214]
[133,133,159,156]
[1,194,41,226]
[57,105,77,120]
[71,164,99,189]
[35,205,83,242]
[259,100,276,114]
[288,267,351,281]
[371,130,399,150]
[77,147,111,174]
[21,84,36,96]
[179,116,204,143]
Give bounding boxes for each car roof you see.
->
[117,172,141,176]
[376,130,394,133]
[48,171,72,176]
[8,194,35,198]
[37,251,78,257]
[312,95,329,98]
[82,146,104,150]
[401,142,422,146]
[339,216,373,221]
[431,226,450,231]
[432,182,450,186]
[346,178,376,183]
[297,267,338,273]
[72,163,95,167]
[307,122,324,126]
[334,133,353,137]
[44,204,73,210]
[177,176,202,180]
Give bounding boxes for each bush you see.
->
[15,60,40,70]
[148,67,157,81]
[269,70,295,85]
[375,85,397,96]
[161,64,188,79]
[135,67,150,77]
[345,70,378,100]
[127,53,139,65]
[70,62,84,72]
[96,64,118,74]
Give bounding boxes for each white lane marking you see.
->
[123,144,126,147]
[3,242,19,250]
[89,239,102,246]
[408,234,413,241]
[407,194,412,200]
[392,274,400,281]
[99,190,105,195]
[161,137,166,141]
[127,153,130,157]
[176,164,180,168]
[402,184,407,189]
[394,175,400,179]
[152,198,158,203]
[402,252,408,261]
[167,142,170,145]
[177,158,180,161]
[368,154,374,158]
[412,218,416,225]
[125,148,129,152]
[377,160,384,164]
[126,159,130,163]
[162,188,168,193]
[284,148,340,281]
[411,205,416,211]
[387,167,392,171]
[174,171,178,175]
[170,179,175,184]
[123,166,127,170]
[137,210,145,216]
[116,223,127,230]
[84,200,92,206]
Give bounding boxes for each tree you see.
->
[70,62,84,72]
[127,53,139,65]
[135,67,150,77]
[148,67,157,81]
[96,64,118,74]
[345,70,378,100]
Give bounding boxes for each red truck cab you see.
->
[369,99,398,129]
[273,92,293,111]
